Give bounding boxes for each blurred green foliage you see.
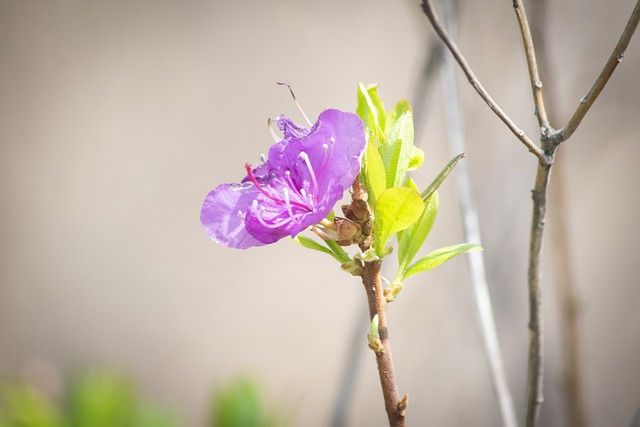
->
[210,377,290,427]
[0,371,178,427]
[0,371,290,427]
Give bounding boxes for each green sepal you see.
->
[402,243,482,280]
[396,191,439,281]
[373,187,425,258]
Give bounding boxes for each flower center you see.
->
[244,162,318,229]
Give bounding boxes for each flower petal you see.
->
[307,109,366,190]
[200,183,266,249]
[277,115,314,139]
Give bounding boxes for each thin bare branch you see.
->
[554,0,640,144]
[420,0,548,165]
[512,0,550,130]
[528,0,586,424]
[439,2,518,426]
[525,161,554,427]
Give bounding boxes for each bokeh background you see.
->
[1,0,639,425]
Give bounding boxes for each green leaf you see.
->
[407,145,424,171]
[325,240,352,264]
[421,153,464,201]
[373,187,425,257]
[396,191,439,281]
[404,177,420,192]
[380,108,414,188]
[293,236,350,264]
[356,83,386,135]
[293,236,336,258]
[402,243,482,280]
[360,139,386,209]
[385,100,410,134]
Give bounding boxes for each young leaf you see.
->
[407,145,425,171]
[325,239,352,264]
[380,108,414,188]
[402,243,482,280]
[356,83,386,136]
[293,235,337,259]
[396,191,439,281]
[293,236,350,264]
[361,139,386,208]
[421,153,464,201]
[386,100,410,134]
[373,187,425,257]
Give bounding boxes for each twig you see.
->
[552,0,640,145]
[525,161,553,427]
[361,260,406,427]
[512,0,550,131]
[420,0,548,165]
[439,2,518,426]
[528,0,586,424]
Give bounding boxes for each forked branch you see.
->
[552,0,640,144]
[420,0,548,165]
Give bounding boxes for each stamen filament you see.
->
[245,164,308,210]
[277,82,312,127]
[254,207,295,229]
[267,118,281,142]
[299,152,318,196]
[282,188,294,218]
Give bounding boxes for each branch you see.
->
[526,162,553,427]
[527,1,586,425]
[512,0,550,130]
[420,0,548,165]
[438,2,518,426]
[553,0,640,144]
[361,261,406,427]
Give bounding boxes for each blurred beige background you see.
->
[1,0,639,425]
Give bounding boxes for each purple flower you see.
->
[200,109,366,249]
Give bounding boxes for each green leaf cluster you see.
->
[356,84,481,286]
[292,83,481,293]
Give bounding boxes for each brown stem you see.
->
[512,0,549,130]
[361,260,406,427]
[527,1,586,424]
[526,157,554,427]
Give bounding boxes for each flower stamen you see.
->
[267,118,281,142]
[299,151,318,196]
[245,164,307,210]
[254,205,296,229]
[282,188,294,218]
